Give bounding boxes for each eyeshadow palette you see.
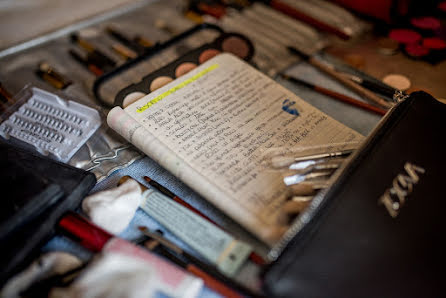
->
[92,23,224,108]
[113,31,254,107]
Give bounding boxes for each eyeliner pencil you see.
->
[267,0,350,40]
[281,74,387,116]
[106,27,145,55]
[143,176,266,265]
[139,227,260,298]
[147,242,243,298]
[68,49,104,76]
[143,176,218,226]
[70,33,116,68]
[0,82,12,104]
[287,46,393,109]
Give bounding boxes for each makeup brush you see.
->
[270,149,354,169]
[141,238,243,298]
[287,46,393,109]
[138,226,257,298]
[281,74,387,116]
[342,73,401,100]
[282,196,313,214]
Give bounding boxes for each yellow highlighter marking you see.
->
[136,64,219,113]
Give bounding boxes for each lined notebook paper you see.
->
[107,53,362,245]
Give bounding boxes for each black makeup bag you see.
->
[263,91,446,298]
[0,141,96,286]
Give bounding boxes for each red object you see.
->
[88,64,104,77]
[422,37,446,50]
[332,0,410,23]
[405,43,430,57]
[269,0,350,40]
[58,212,112,252]
[197,3,226,19]
[389,29,422,44]
[410,17,441,30]
[438,1,446,12]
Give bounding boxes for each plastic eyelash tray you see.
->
[0,87,101,163]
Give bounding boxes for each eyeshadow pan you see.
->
[122,91,147,108]
[199,49,221,64]
[422,37,446,50]
[389,29,422,44]
[221,36,250,59]
[405,43,430,58]
[175,62,197,78]
[410,17,441,30]
[382,74,411,91]
[150,76,173,92]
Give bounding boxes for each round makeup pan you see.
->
[199,49,221,64]
[149,76,173,92]
[389,29,422,44]
[217,33,254,61]
[405,43,430,58]
[410,17,441,31]
[382,74,411,91]
[422,37,446,50]
[175,62,197,78]
[122,91,147,108]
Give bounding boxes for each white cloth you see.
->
[82,178,141,235]
[49,252,159,298]
[1,252,82,298]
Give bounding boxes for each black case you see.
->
[0,141,96,286]
[263,92,446,298]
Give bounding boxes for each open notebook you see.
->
[107,53,363,246]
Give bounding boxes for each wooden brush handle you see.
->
[309,57,393,109]
[314,85,387,115]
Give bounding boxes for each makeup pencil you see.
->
[36,62,72,90]
[143,176,266,265]
[0,82,12,104]
[143,176,218,226]
[70,33,116,68]
[106,27,145,55]
[138,227,258,298]
[134,35,153,48]
[143,238,243,298]
[68,49,104,76]
[281,74,387,116]
[287,46,393,109]
[267,0,351,40]
[111,43,138,60]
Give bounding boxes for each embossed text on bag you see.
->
[378,162,425,218]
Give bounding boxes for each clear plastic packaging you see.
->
[0,86,101,163]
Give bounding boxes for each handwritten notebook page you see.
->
[107,54,363,245]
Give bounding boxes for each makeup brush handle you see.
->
[314,86,387,116]
[187,265,243,298]
[309,58,393,109]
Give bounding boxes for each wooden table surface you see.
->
[326,34,446,101]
